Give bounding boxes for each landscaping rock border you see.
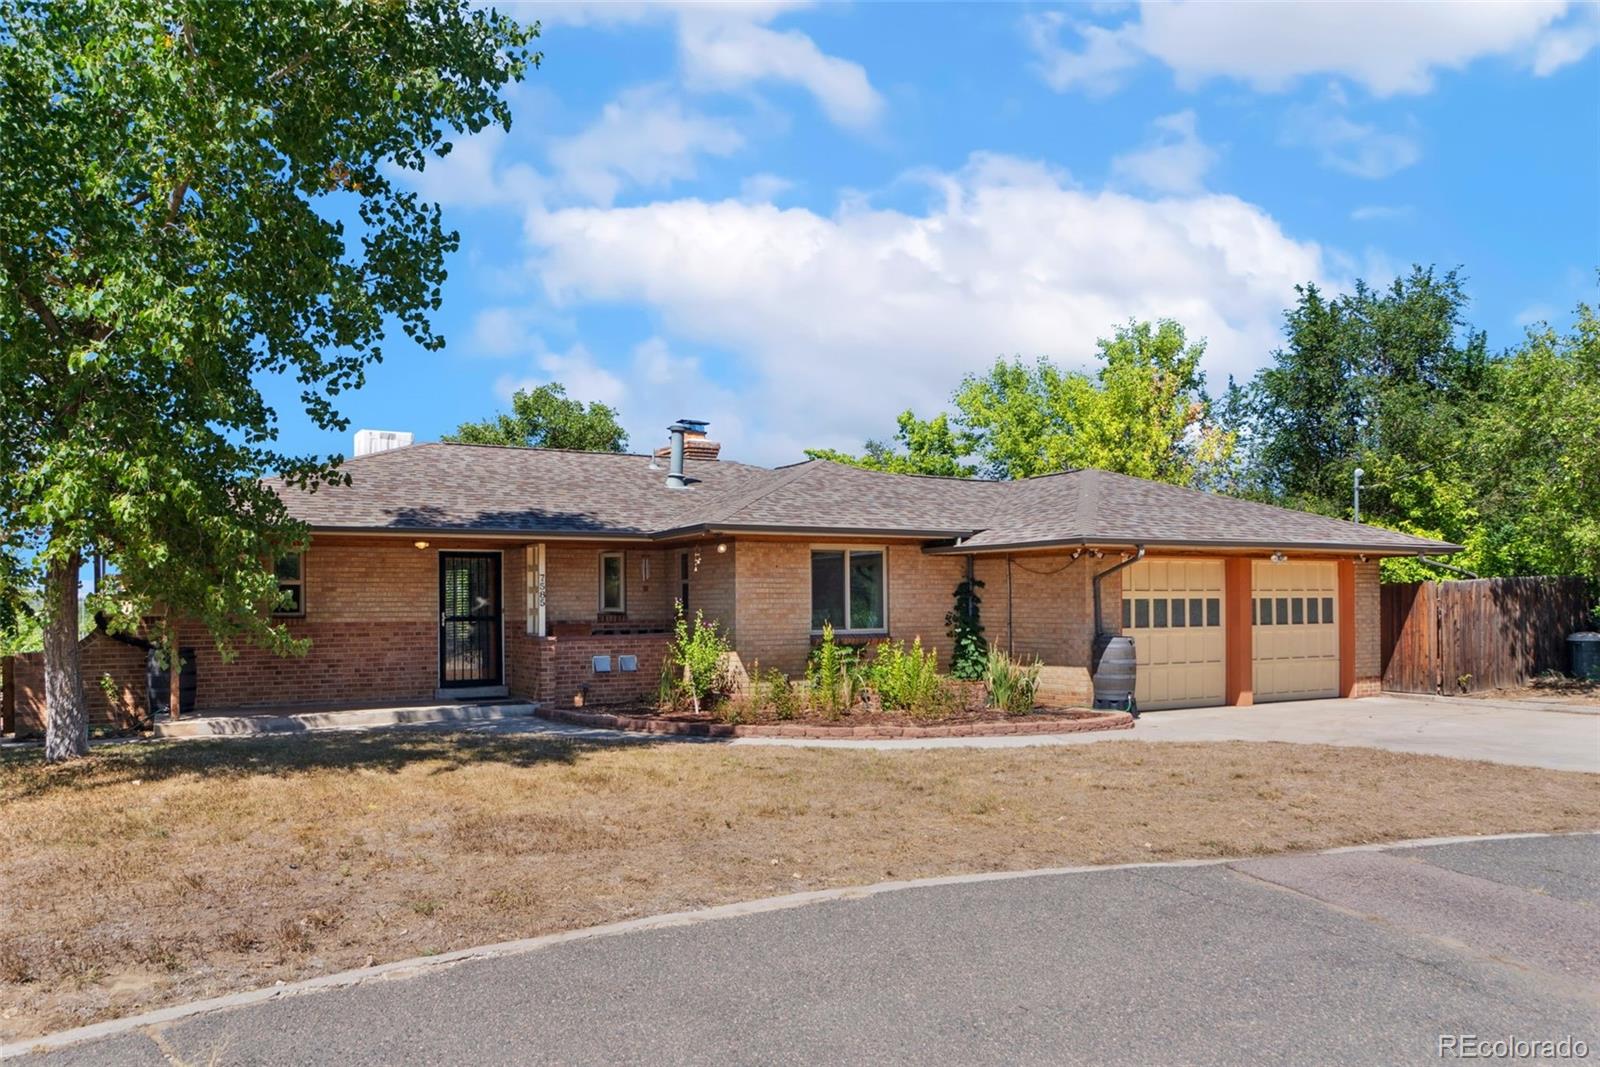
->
[540,707,1136,739]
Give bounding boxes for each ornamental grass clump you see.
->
[985,648,1043,715]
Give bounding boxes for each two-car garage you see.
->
[1120,558,1342,710]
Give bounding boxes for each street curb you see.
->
[6,829,1595,1059]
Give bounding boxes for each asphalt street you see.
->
[17,832,1598,1066]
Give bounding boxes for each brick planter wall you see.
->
[527,631,674,708]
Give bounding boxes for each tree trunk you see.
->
[43,550,89,761]
[169,641,182,721]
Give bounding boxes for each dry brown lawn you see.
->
[2,731,1597,1041]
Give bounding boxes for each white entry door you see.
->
[1120,560,1226,710]
[1251,561,1340,702]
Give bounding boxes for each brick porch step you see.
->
[153,701,540,738]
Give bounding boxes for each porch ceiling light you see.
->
[413,540,430,550]
[1270,551,1288,563]
[716,541,728,554]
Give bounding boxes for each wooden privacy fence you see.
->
[1380,576,1594,694]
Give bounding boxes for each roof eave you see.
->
[925,536,1462,556]
[652,523,982,542]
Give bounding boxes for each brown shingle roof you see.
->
[273,445,1457,555]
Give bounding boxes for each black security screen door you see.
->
[439,552,503,688]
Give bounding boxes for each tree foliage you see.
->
[1229,266,1596,580]
[805,410,975,477]
[443,382,629,452]
[811,320,1233,487]
[0,0,536,759]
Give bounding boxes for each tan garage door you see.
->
[1120,559,1225,710]
[1252,561,1339,702]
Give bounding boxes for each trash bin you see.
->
[1570,632,1600,682]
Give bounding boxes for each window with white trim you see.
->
[599,551,626,613]
[810,548,885,632]
[273,553,305,616]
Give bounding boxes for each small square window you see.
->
[1122,599,1132,629]
[1154,599,1168,628]
[1135,598,1150,628]
[1322,596,1335,623]
[1170,597,1186,628]
[1307,598,1320,624]
[1292,597,1305,625]
[1207,598,1221,627]
[1189,597,1204,627]
[1256,598,1270,626]
[1275,597,1289,626]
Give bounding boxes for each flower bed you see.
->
[540,704,1135,739]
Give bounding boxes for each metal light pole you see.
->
[1353,467,1365,524]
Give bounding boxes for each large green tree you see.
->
[1246,266,1488,523]
[812,319,1233,487]
[1460,302,1600,577]
[443,382,628,452]
[805,410,976,477]
[0,0,536,760]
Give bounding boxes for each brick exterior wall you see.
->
[544,544,673,629]
[1,534,1392,731]
[1353,559,1382,697]
[8,631,150,737]
[528,632,673,708]
[726,541,1112,705]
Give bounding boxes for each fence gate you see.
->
[1380,576,1592,694]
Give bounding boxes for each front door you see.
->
[439,552,503,688]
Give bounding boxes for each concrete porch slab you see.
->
[153,701,540,738]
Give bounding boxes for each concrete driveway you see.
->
[17,833,1598,1066]
[729,695,1600,772]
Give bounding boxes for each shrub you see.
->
[985,648,1043,715]
[668,602,733,713]
[945,577,989,681]
[867,637,944,713]
[762,668,801,721]
[806,623,860,719]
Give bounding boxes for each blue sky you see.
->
[273,1,1600,467]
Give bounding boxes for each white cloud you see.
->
[494,341,627,410]
[1110,110,1217,193]
[539,2,884,130]
[403,126,544,209]
[1284,89,1421,179]
[1349,204,1414,223]
[1026,1,1590,97]
[524,153,1331,464]
[548,85,743,206]
[492,335,747,456]
[739,172,796,203]
[1023,11,1144,95]
[470,307,539,357]
[677,15,885,130]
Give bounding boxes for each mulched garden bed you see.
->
[540,704,1135,739]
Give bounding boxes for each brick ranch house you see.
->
[7,424,1457,732]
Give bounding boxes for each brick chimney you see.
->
[655,422,720,467]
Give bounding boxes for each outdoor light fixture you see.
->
[1271,551,1288,563]
[413,540,430,550]
[716,541,728,554]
